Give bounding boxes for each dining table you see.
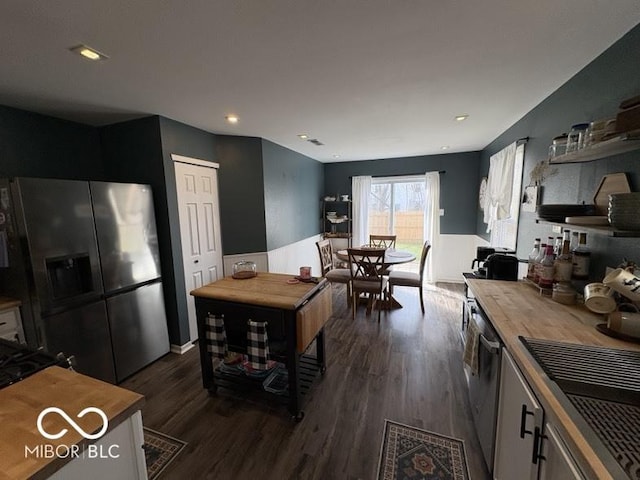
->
[335,248,417,309]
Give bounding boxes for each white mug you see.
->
[584,283,616,314]
[603,268,640,302]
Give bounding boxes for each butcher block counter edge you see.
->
[467,279,640,480]
[0,296,21,311]
[0,366,145,480]
[190,272,328,310]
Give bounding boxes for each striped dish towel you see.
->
[205,314,227,359]
[247,320,270,370]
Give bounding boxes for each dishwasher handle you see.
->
[479,334,501,354]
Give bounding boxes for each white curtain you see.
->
[423,171,440,283]
[351,175,371,247]
[483,141,517,233]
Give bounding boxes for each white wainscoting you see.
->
[222,252,269,277]
[267,234,323,276]
[435,235,490,283]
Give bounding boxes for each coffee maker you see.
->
[471,247,495,277]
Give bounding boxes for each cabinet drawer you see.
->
[296,285,332,353]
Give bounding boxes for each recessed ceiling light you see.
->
[332,155,340,159]
[455,114,469,122]
[441,146,450,150]
[298,134,309,140]
[69,44,108,61]
[225,115,239,124]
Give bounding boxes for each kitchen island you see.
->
[0,366,146,480]
[467,279,640,480]
[191,272,332,420]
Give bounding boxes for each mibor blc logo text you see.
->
[25,407,120,460]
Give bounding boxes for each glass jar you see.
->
[548,134,568,158]
[566,123,589,152]
[552,283,576,305]
[232,260,257,279]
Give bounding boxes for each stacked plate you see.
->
[608,193,640,230]
[537,204,596,222]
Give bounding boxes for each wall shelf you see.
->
[535,219,640,237]
[322,199,352,246]
[549,130,640,164]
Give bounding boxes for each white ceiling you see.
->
[1,1,639,163]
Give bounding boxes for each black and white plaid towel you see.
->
[205,314,227,359]
[247,319,270,370]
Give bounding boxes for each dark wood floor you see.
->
[122,282,491,480]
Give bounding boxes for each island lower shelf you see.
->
[191,273,332,420]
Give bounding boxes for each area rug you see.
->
[377,420,470,480]
[143,427,187,480]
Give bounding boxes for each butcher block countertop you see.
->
[191,272,328,310]
[0,366,144,480]
[0,296,21,311]
[467,279,640,480]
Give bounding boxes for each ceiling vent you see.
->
[308,138,324,146]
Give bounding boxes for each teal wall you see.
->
[323,151,482,235]
[479,23,640,280]
[262,139,324,251]
[215,135,268,254]
[0,105,104,179]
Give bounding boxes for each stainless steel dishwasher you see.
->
[462,296,503,473]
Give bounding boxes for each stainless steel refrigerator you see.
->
[0,177,169,383]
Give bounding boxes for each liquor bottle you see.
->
[533,242,547,284]
[572,232,591,280]
[554,231,573,283]
[569,231,579,253]
[539,244,556,289]
[527,238,541,280]
[553,236,563,258]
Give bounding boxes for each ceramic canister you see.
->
[608,308,640,338]
[584,283,617,314]
[603,268,640,302]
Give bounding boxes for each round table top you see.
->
[336,248,416,265]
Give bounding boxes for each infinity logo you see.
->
[37,407,109,440]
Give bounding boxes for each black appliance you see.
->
[485,254,519,281]
[471,247,495,277]
[0,338,72,389]
[0,177,170,384]
[461,294,503,472]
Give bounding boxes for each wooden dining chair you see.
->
[369,234,397,250]
[347,247,388,322]
[387,241,431,313]
[368,234,397,275]
[316,239,352,304]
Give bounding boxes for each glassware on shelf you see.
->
[548,134,568,158]
[566,123,589,153]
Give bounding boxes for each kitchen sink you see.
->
[520,337,640,480]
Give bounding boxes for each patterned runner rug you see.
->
[143,427,187,480]
[377,420,470,480]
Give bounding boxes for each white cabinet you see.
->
[494,349,543,480]
[539,422,585,480]
[48,410,147,480]
[494,349,585,480]
[0,305,25,343]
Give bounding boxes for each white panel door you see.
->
[174,160,223,342]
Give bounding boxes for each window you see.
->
[484,142,525,251]
[369,176,426,259]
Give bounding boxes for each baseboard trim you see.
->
[170,342,195,355]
